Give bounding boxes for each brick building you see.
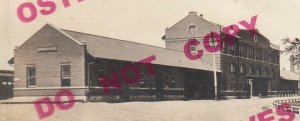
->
[10,23,220,101]
[9,12,298,101]
[162,11,297,99]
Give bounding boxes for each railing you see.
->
[273,98,300,114]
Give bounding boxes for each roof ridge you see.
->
[61,29,183,52]
[166,15,190,30]
[61,29,222,55]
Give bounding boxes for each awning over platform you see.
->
[280,70,300,81]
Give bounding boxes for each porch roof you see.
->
[280,70,300,81]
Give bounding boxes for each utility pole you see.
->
[211,32,218,101]
[249,79,253,99]
[213,49,218,100]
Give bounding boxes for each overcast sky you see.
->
[1,0,299,70]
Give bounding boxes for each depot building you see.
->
[9,12,299,101]
[9,23,219,101]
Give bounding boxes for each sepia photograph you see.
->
[0,0,300,121]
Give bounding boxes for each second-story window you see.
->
[240,65,245,74]
[239,44,243,57]
[256,67,262,76]
[229,45,234,55]
[265,67,269,76]
[231,63,236,73]
[248,66,254,75]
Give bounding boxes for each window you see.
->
[265,51,269,62]
[190,45,198,55]
[164,74,176,88]
[239,76,246,91]
[247,47,250,59]
[223,41,227,53]
[163,69,176,88]
[229,75,236,91]
[230,64,236,73]
[240,65,245,74]
[253,34,258,43]
[270,52,274,63]
[262,50,265,61]
[170,75,176,88]
[139,81,145,88]
[26,66,36,87]
[271,69,275,78]
[229,44,234,55]
[256,49,262,61]
[264,67,269,76]
[239,44,246,57]
[250,47,254,59]
[248,66,254,75]
[256,67,261,76]
[61,65,71,87]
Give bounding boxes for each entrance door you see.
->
[252,78,268,96]
[0,80,13,99]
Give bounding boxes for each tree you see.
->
[282,38,300,72]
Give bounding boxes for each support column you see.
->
[249,79,253,99]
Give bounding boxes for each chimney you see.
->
[199,14,203,18]
[188,11,197,15]
[290,55,295,72]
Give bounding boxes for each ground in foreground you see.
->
[0,97,299,121]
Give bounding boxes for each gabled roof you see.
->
[164,12,221,40]
[168,12,220,30]
[14,24,84,51]
[62,29,220,72]
[8,58,14,65]
[280,70,299,81]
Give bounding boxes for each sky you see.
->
[1,0,300,71]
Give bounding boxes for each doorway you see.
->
[252,78,268,96]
